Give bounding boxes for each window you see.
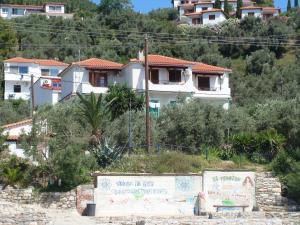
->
[150,69,159,84]
[89,72,107,87]
[248,12,255,16]
[10,66,19,73]
[49,6,62,12]
[50,69,59,76]
[192,18,202,25]
[12,8,24,15]
[202,7,208,11]
[41,69,50,76]
[169,70,181,82]
[209,15,216,20]
[2,8,8,14]
[13,85,21,93]
[19,66,28,74]
[198,76,210,90]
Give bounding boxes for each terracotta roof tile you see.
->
[6,135,19,141]
[2,119,32,129]
[131,55,194,67]
[193,63,231,74]
[73,58,123,70]
[4,57,68,67]
[240,6,262,10]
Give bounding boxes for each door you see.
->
[150,69,159,84]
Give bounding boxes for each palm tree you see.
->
[77,92,115,146]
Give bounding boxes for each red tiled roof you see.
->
[130,55,194,67]
[44,2,65,6]
[4,57,68,67]
[6,135,19,141]
[195,2,214,5]
[185,8,224,16]
[2,119,32,129]
[73,58,123,70]
[240,6,262,10]
[193,63,231,74]
[0,4,43,9]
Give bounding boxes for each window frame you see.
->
[41,69,50,76]
[198,76,210,91]
[2,8,8,14]
[89,71,108,88]
[168,69,182,83]
[209,14,216,20]
[13,85,21,93]
[19,66,28,74]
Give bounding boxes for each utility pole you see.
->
[30,74,35,117]
[144,35,150,153]
[128,97,132,155]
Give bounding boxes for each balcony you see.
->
[80,82,108,95]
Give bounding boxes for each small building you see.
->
[122,54,231,110]
[33,76,62,107]
[185,9,227,26]
[60,58,123,101]
[3,57,68,100]
[241,6,280,20]
[0,2,73,19]
[2,119,32,158]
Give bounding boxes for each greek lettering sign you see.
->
[94,175,202,216]
[201,171,255,212]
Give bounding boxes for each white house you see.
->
[0,2,73,19]
[33,76,62,107]
[122,54,231,110]
[60,58,124,100]
[2,119,32,158]
[185,9,227,26]
[241,6,280,20]
[3,57,68,100]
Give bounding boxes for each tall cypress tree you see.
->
[224,0,230,15]
[295,0,299,8]
[287,0,291,11]
[214,0,222,9]
[236,0,243,18]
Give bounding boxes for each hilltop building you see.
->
[0,2,73,19]
[173,0,280,26]
[3,57,68,100]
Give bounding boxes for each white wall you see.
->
[202,12,227,25]
[122,63,231,108]
[61,66,123,99]
[44,4,65,14]
[94,175,202,216]
[241,9,262,19]
[195,4,214,12]
[201,171,256,212]
[4,62,66,100]
[33,79,61,107]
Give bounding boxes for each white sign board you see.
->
[201,171,255,212]
[94,175,202,216]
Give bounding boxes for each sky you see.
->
[92,1,288,13]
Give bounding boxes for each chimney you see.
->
[138,50,144,61]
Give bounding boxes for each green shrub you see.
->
[271,150,296,175]
[231,129,285,163]
[285,169,300,203]
[0,156,34,189]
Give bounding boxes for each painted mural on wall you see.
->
[94,175,202,216]
[201,171,255,212]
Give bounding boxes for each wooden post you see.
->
[145,35,150,153]
[31,74,35,117]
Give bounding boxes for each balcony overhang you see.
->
[193,72,223,76]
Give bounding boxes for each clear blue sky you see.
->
[92,0,288,13]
